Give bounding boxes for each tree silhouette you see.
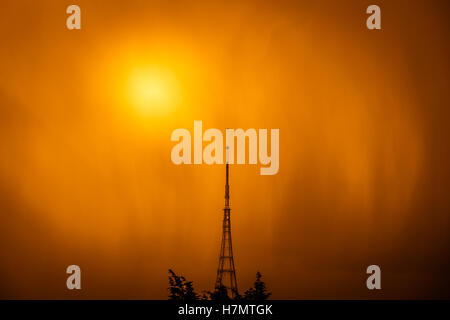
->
[205,285,230,301]
[244,271,271,300]
[167,269,271,301]
[168,269,199,300]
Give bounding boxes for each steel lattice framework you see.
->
[215,162,238,298]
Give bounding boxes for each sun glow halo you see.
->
[127,66,179,116]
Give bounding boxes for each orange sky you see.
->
[0,0,449,299]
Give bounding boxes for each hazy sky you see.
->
[0,0,449,299]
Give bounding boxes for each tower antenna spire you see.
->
[215,145,238,298]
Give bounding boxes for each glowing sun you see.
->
[127,66,179,116]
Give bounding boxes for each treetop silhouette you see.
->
[167,269,271,301]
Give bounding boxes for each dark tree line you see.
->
[168,269,271,301]
[168,269,199,300]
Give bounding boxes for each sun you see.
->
[127,66,179,116]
